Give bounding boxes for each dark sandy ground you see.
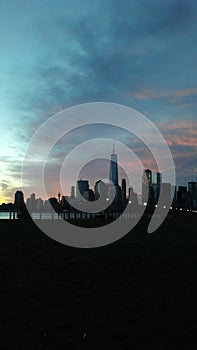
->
[0,216,197,349]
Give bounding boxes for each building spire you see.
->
[113,140,115,154]
[109,143,118,186]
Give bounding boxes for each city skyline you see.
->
[0,1,196,203]
[1,160,197,210]
[0,144,197,206]
[0,141,196,206]
[1,176,197,220]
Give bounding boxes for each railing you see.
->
[0,207,197,220]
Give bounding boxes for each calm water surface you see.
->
[0,212,10,219]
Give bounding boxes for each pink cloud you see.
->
[165,136,197,147]
[133,88,197,103]
[158,120,197,147]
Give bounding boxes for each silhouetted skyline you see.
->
[1,145,196,211]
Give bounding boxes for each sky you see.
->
[0,0,196,203]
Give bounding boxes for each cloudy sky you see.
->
[0,0,196,203]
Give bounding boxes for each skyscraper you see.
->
[121,179,126,203]
[30,193,36,212]
[143,169,152,186]
[109,145,118,186]
[128,186,138,206]
[159,183,172,207]
[94,180,107,200]
[152,172,162,203]
[188,182,197,208]
[142,169,152,204]
[177,186,187,208]
[109,146,122,211]
[14,191,24,209]
[70,186,75,199]
[76,180,89,201]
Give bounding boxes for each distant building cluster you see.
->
[1,150,197,215]
[142,169,197,210]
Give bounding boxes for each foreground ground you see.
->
[0,216,197,349]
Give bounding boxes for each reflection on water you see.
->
[0,212,10,219]
[0,211,99,220]
[0,212,65,220]
[0,212,62,220]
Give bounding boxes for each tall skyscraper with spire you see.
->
[109,142,118,185]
